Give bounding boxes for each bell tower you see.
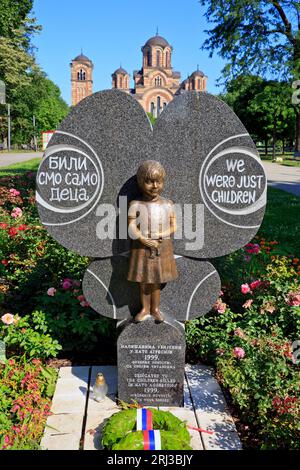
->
[70,53,94,106]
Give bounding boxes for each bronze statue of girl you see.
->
[127,160,178,322]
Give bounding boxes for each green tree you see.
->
[0,0,36,45]
[0,1,67,146]
[11,68,69,145]
[221,75,296,156]
[220,75,267,145]
[249,80,296,158]
[199,0,300,150]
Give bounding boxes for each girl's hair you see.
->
[136,160,166,188]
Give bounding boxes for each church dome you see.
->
[190,69,205,77]
[112,67,129,76]
[145,35,170,48]
[73,53,91,62]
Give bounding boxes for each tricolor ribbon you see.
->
[143,430,162,450]
[136,408,153,431]
[188,425,214,435]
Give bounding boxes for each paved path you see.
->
[41,365,242,451]
[0,152,42,167]
[263,161,300,196]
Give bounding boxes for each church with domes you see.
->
[70,34,207,116]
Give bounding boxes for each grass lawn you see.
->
[281,160,300,168]
[0,158,41,177]
[260,152,300,167]
[0,149,42,153]
[258,187,300,257]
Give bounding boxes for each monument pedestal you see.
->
[117,317,185,407]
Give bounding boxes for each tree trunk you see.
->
[296,112,300,152]
[264,138,268,157]
[272,118,277,161]
[282,139,285,155]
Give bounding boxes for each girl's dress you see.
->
[127,197,178,284]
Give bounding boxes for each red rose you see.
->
[17,224,28,231]
[8,227,18,237]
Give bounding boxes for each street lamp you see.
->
[0,80,11,151]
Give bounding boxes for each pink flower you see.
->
[233,347,245,359]
[11,207,23,218]
[213,299,227,314]
[286,290,300,307]
[243,299,253,309]
[1,313,14,325]
[219,290,224,297]
[77,295,85,302]
[244,243,260,254]
[244,255,251,262]
[250,280,262,290]
[234,328,247,339]
[80,301,90,308]
[62,279,72,290]
[47,287,57,296]
[10,188,20,197]
[241,283,251,294]
[12,426,21,434]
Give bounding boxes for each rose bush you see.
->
[0,171,116,353]
[186,240,300,449]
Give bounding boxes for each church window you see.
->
[198,79,201,89]
[157,96,161,115]
[151,102,155,116]
[147,51,152,66]
[156,50,161,67]
[165,51,169,67]
[164,102,167,108]
[155,76,162,87]
[77,69,86,81]
[120,77,123,88]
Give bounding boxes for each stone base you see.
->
[117,316,185,407]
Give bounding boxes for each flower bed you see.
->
[0,169,116,450]
[0,357,57,450]
[186,237,300,449]
[0,171,115,354]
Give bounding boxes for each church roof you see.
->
[144,35,170,48]
[112,67,129,76]
[73,54,91,62]
[190,69,205,77]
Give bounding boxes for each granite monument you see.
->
[36,89,266,407]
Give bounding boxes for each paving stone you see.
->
[41,413,84,451]
[185,364,242,450]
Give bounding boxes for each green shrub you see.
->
[1,310,62,359]
[0,357,57,450]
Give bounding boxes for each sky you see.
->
[32,0,226,105]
